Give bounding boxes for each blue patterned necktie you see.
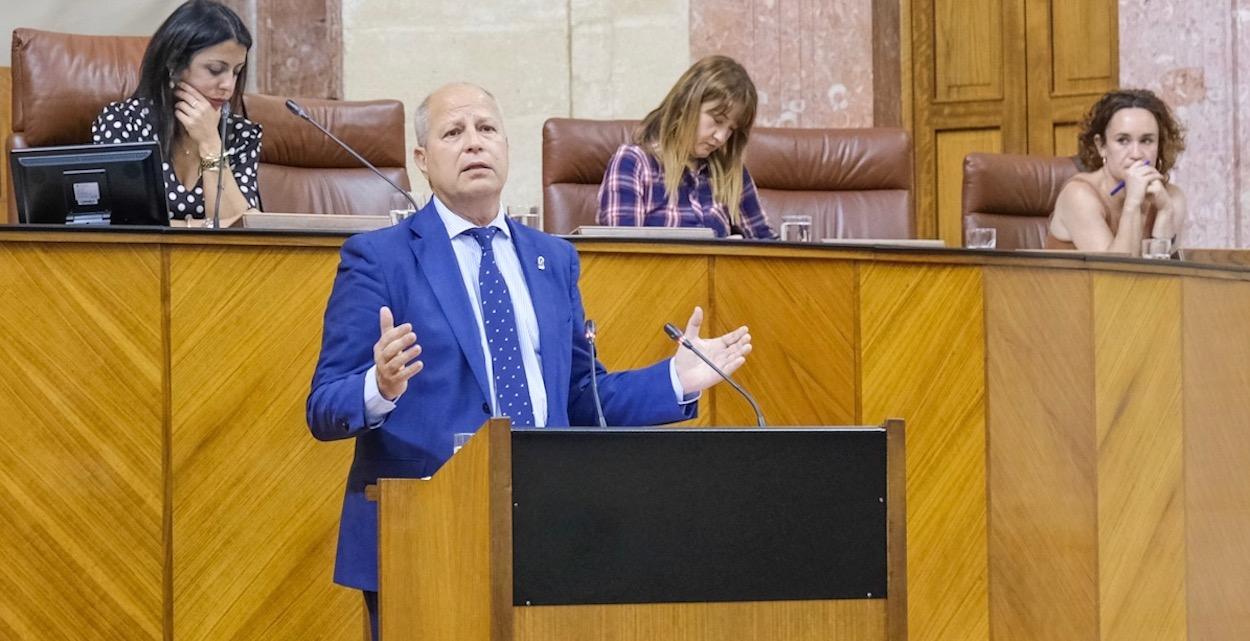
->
[464,226,535,427]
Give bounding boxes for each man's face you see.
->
[414,85,509,205]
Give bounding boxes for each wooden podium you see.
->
[375,419,907,641]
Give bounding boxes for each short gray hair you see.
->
[413,83,499,147]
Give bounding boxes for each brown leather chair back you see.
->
[8,27,409,216]
[961,152,1080,250]
[9,28,147,150]
[243,94,409,214]
[541,119,635,234]
[541,117,914,237]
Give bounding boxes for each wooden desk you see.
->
[0,227,1246,641]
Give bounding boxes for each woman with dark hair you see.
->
[92,0,262,227]
[1047,89,1187,254]
[597,55,774,238]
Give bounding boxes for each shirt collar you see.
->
[432,195,510,240]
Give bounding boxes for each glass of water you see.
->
[507,205,541,229]
[780,214,813,243]
[1141,238,1171,259]
[965,227,997,249]
[453,432,474,455]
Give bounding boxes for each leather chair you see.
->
[542,118,913,238]
[8,27,409,216]
[961,152,1080,250]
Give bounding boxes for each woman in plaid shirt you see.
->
[596,56,775,239]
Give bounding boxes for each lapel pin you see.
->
[537,256,546,271]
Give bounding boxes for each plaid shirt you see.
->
[597,144,774,238]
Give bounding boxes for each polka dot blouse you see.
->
[91,98,263,218]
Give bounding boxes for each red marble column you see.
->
[223,0,342,100]
[690,0,877,129]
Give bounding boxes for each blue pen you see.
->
[1109,160,1150,196]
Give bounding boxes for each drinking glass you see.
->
[780,214,813,243]
[453,432,474,455]
[1141,238,1171,259]
[507,205,541,229]
[389,209,415,225]
[965,227,997,249]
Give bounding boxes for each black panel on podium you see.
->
[510,428,888,606]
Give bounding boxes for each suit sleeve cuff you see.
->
[364,364,398,428]
[669,358,701,405]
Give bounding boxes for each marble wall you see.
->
[1120,0,1250,247]
[341,0,878,209]
[341,0,692,210]
[690,0,874,128]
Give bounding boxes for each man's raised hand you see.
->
[373,306,423,400]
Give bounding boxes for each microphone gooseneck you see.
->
[663,322,766,427]
[285,99,421,213]
[211,102,230,229]
[585,319,607,428]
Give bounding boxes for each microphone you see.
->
[663,322,765,427]
[584,319,607,428]
[285,99,421,214]
[211,102,230,229]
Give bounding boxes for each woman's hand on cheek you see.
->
[172,82,222,155]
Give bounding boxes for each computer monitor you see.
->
[9,141,169,226]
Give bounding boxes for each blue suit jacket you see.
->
[306,202,696,590]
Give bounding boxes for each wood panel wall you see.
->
[986,267,1099,641]
[860,264,987,641]
[168,246,358,641]
[1182,278,1250,641]
[1092,274,1185,641]
[0,242,164,640]
[3,234,1250,641]
[711,257,857,426]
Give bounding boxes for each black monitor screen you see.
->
[10,142,169,226]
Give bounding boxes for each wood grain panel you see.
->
[578,253,712,426]
[985,267,1097,641]
[0,243,163,640]
[937,129,1002,245]
[860,264,987,641]
[169,245,361,641]
[513,599,886,641]
[2,66,10,225]
[1051,1,1115,95]
[711,257,856,426]
[1092,274,1186,641]
[1053,124,1081,158]
[1182,277,1250,641]
[933,0,1004,101]
[380,420,512,641]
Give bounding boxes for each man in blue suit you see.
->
[306,83,753,639]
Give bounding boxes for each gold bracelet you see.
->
[197,153,232,174]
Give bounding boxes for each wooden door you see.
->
[1025,0,1119,158]
[907,0,1117,245]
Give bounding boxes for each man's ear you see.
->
[413,147,428,177]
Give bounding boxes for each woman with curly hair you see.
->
[1047,89,1187,254]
